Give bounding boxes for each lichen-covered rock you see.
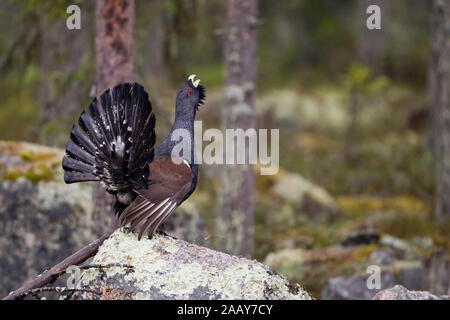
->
[0,141,99,297]
[425,250,450,296]
[256,90,349,132]
[321,273,396,300]
[321,261,426,300]
[396,261,424,291]
[379,235,420,260]
[373,285,447,300]
[271,171,340,222]
[77,230,312,300]
[264,248,306,271]
[369,249,394,265]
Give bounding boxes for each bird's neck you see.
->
[156,112,196,164]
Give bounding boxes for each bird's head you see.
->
[175,75,206,118]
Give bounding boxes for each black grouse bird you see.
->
[62,75,205,240]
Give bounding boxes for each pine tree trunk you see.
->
[146,0,166,81]
[430,0,450,222]
[357,0,390,72]
[39,18,51,127]
[95,0,135,94]
[94,0,135,231]
[216,0,258,258]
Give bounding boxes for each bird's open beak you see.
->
[188,74,200,88]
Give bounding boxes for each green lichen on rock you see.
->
[0,141,63,183]
[373,285,447,300]
[4,165,54,183]
[78,230,312,300]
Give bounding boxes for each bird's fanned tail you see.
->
[62,83,156,198]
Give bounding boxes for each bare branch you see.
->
[79,263,134,270]
[2,230,114,300]
[17,287,102,300]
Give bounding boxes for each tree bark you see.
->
[146,0,166,81]
[430,0,450,222]
[95,0,135,95]
[357,0,390,73]
[216,0,258,258]
[95,0,135,230]
[39,18,51,127]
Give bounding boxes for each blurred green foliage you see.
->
[341,63,389,94]
[0,0,431,142]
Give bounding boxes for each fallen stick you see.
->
[78,263,134,270]
[2,230,114,300]
[17,287,102,300]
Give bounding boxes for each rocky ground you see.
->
[260,169,450,299]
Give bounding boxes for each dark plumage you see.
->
[62,76,205,239]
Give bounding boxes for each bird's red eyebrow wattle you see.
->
[188,87,192,97]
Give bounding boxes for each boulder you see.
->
[373,285,446,300]
[369,249,393,265]
[321,273,396,300]
[425,250,450,296]
[380,235,419,260]
[272,171,340,222]
[77,230,312,300]
[320,259,428,300]
[395,261,424,291]
[256,90,348,132]
[0,141,99,297]
[264,248,305,271]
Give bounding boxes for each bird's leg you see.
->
[155,223,177,239]
[156,223,169,236]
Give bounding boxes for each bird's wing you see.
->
[119,155,193,239]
